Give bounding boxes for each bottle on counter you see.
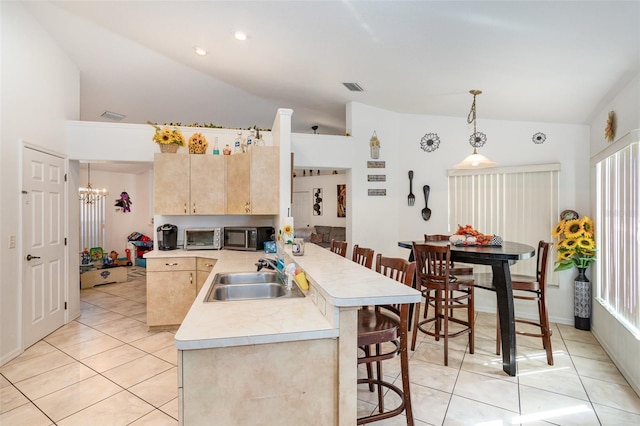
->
[246,129,256,151]
[223,144,231,155]
[213,137,220,155]
[234,131,243,154]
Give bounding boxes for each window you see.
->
[448,164,560,279]
[594,132,640,336]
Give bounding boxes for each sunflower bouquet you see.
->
[148,121,185,146]
[552,214,596,271]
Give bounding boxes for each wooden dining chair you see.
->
[352,244,374,269]
[411,242,475,366]
[329,239,348,257]
[424,234,474,275]
[357,254,416,425]
[500,241,554,365]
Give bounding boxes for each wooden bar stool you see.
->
[329,239,348,257]
[352,244,374,269]
[410,242,475,366]
[476,241,554,365]
[357,254,415,425]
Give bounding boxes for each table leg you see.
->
[491,261,516,376]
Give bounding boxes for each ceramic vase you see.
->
[574,267,591,330]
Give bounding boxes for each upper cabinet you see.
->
[154,153,225,215]
[153,147,279,216]
[226,146,280,214]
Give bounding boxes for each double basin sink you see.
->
[204,271,305,302]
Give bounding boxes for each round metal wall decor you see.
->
[532,132,546,144]
[420,133,440,152]
[469,131,487,148]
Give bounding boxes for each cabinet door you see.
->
[225,153,251,214]
[251,147,280,214]
[147,270,196,327]
[196,257,217,295]
[154,153,190,215]
[190,155,225,214]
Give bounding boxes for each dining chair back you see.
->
[329,239,348,257]
[411,242,475,366]
[424,234,473,275]
[352,244,374,269]
[357,254,415,424]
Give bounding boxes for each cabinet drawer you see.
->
[147,257,196,272]
[196,257,217,272]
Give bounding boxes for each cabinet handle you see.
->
[204,263,214,268]
[184,203,187,214]
[190,272,193,284]
[165,262,178,266]
[193,203,196,214]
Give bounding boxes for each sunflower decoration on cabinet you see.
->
[188,132,208,154]
[604,111,616,142]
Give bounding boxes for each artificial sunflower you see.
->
[580,216,594,237]
[552,221,565,238]
[563,219,583,238]
[282,224,293,235]
[551,211,597,271]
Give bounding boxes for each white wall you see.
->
[293,101,590,326]
[1,1,80,364]
[293,173,347,228]
[588,73,640,394]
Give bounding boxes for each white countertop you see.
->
[146,244,420,350]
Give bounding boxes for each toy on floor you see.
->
[106,249,133,267]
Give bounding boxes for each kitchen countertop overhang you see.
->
[145,244,420,350]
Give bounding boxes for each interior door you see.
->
[292,191,311,229]
[22,147,66,348]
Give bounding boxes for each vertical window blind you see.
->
[448,164,560,280]
[594,136,640,336]
[79,197,106,251]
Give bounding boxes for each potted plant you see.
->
[148,121,185,153]
[552,212,597,330]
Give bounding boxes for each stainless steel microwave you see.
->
[184,228,222,250]
[223,226,275,251]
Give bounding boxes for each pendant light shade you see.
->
[454,90,497,169]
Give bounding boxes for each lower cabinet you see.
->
[147,257,197,327]
[196,257,217,295]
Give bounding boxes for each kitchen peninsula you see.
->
[146,244,420,425]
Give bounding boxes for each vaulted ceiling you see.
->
[26,1,640,135]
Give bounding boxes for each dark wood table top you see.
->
[398,240,535,264]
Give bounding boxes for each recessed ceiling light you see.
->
[101,110,125,121]
[194,46,208,56]
[234,31,247,41]
[342,82,364,92]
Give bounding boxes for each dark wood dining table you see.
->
[398,240,535,376]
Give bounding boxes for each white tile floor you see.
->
[1,269,639,425]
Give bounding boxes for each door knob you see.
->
[26,254,41,261]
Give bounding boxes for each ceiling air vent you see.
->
[101,110,126,121]
[342,82,364,92]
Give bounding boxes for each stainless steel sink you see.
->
[204,272,305,302]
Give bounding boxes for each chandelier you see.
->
[78,163,108,204]
[454,90,497,169]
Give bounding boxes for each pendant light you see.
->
[454,90,497,169]
[78,163,108,204]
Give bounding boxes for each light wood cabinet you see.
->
[147,257,197,327]
[153,153,225,215]
[196,257,217,295]
[225,146,279,214]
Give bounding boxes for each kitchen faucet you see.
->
[256,258,291,288]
